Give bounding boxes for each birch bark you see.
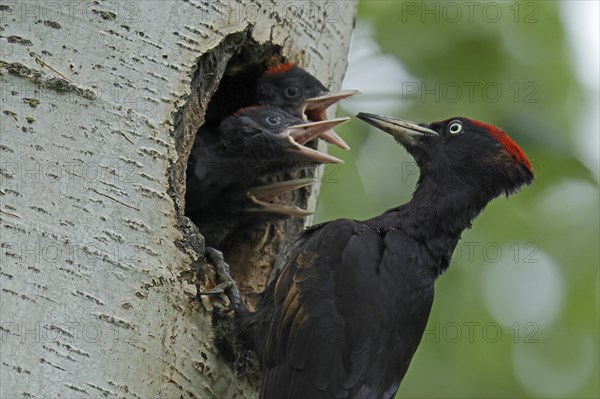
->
[0,1,356,397]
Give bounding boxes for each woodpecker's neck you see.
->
[386,174,497,276]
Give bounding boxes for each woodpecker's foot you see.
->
[200,247,246,314]
[246,178,315,217]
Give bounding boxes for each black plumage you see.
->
[256,63,329,113]
[185,105,346,246]
[257,62,358,148]
[186,63,356,235]
[242,114,534,399]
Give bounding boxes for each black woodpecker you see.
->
[233,114,534,399]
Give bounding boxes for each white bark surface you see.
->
[0,1,356,397]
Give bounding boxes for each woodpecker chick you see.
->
[185,105,349,246]
[257,62,359,149]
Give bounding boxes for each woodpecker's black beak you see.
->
[303,89,361,150]
[282,118,349,164]
[356,113,438,148]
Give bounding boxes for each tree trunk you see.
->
[0,1,356,397]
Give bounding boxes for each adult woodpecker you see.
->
[222,114,533,399]
[185,105,349,247]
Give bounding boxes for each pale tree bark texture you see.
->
[0,1,356,398]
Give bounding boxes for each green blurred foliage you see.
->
[316,1,599,397]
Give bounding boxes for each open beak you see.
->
[282,118,349,164]
[303,89,361,117]
[246,179,314,217]
[302,89,361,150]
[356,113,438,147]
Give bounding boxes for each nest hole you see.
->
[171,33,312,310]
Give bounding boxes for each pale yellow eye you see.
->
[448,121,463,135]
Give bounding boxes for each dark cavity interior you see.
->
[183,39,311,306]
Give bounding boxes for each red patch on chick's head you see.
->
[264,62,296,76]
[468,119,533,174]
[233,105,259,117]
